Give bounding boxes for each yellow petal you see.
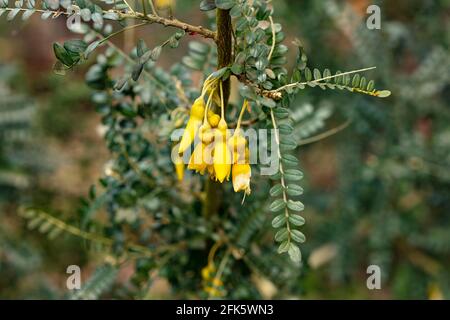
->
[232,164,251,194]
[175,162,185,181]
[178,117,202,154]
[188,142,212,174]
[208,113,221,127]
[191,97,205,119]
[213,140,231,183]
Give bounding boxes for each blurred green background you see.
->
[0,0,449,299]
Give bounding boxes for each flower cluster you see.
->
[176,76,251,195]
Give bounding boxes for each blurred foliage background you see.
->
[0,0,449,299]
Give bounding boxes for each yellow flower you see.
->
[178,97,205,154]
[232,163,251,195]
[213,119,231,183]
[188,142,213,174]
[173,152,185,181]
[198,123,214,144]
[175,161,185,181]
[228,129,247,164]
[208,113,221,128]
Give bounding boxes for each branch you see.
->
[120,12,216,40]
[1,7,216,40]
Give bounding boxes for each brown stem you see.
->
[215,8,233,104]
[120,12,217,39]
[202,9,233,219]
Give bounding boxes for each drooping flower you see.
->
[178,97,205,154]
[232,163,251,195]
[208,112,221,128]
[188,141,213,174]
[228,129,247,164]
[213,119,232,183]
[173,153,185,181]
[175,162,185,181]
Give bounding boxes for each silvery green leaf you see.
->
[270,199,286,212]
[269,184,283,197]
[277,241,290,254]
[84,40,101,58]
[272,214,286,228]
[103,11,119,20]
[7,8,20,20]
[80,8,91,21]
[21,9,34,20]
[291,230,306,243]
[275,228,289,242]
[286,184,303,197]
[288,214,305,226]
[59,0,70,9]
[288,243,301,262]
[91,12,103,28]
[41,10,52,19]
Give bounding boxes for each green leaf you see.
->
[150,46,162,61]
[280,138,297,151]
[270,184,283,197]
[260,96,276,108]
[278,241,290,254]
[287,200,304,212]
[230,4,241,17]
[286,184,303,196]
[85,40,101,58]
[231,63,243,75]
[200,0,216,11]
[323,68,331,82]
[367,80,375,92]
[304,67,312,81]
[240,85,257,100]
[278,124,293,135]
[7,8,19,20]
[131,63,144,81]
[273,107,289,119]
[215,0,235,10]
[211,66,229,79]
[288,214,305,226]
[272,214,286,228]
[360,76,367,90]
[377,90,391,98]
[22,9,34,20]
[274,228,289,242]
[313,68,321,80]
[136,39,147,57]
[284,169,304,181]
[288,243,301,262]
[352,74,360,88]
[64,39,88,54]
[114,76,129,91]
[53,43,74,67]
[281,154,298,167]
[270,199,286,212]
[291,229,306,243]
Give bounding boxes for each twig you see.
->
[267,16,276,61]
[120,12,217,40]
[272,66,377,93]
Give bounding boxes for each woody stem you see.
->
[202,9,232,221]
